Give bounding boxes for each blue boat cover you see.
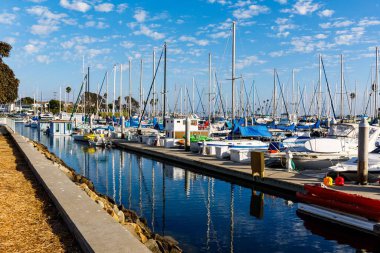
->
[237,125,272,138]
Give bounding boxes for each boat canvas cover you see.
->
[238,125,272,138]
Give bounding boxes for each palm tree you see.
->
[65,86,71,112]
[350,92,356,118]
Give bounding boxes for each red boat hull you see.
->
[297,192,380,221]
[304,185,380,211]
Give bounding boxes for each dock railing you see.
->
[4,117,16,133]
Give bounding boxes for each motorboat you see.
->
[267,123,380,170]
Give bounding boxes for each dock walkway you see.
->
[114,141,380,200]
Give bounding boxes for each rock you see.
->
[163,236,179,246]
[124,223,140,240]
[113,204,119,214]
[170,246,182,253]
[111,211,119,222]
[89,191,99,201]
[138,232,148,243]
[96,200,104,209]
[156,240,166,253]
[145,239,161,253]
[117,210,125,223]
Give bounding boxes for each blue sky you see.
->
[1,0,380,114]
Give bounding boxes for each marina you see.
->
[2,0,380,252]
[11,121,380,252]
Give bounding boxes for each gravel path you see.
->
[0,130,81,252]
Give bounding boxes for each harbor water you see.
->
[15,123,380,253]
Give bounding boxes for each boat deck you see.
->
[113,141,380,201]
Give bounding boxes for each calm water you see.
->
[16,123,380,253]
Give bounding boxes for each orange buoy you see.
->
[323,176,333,186]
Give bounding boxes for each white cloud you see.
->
[134,9,148,23]
[209,31,229,39]
[87,48,111,58]
[207,0,229,5]
[179,36,209,46]
[233,5,270,19]
[358,18,380,27]
[59,0,91,13]
[272,18,296,37]
[269,50,284,57]
[133,25,164,40]
[24,40,46,54]
[0,13,16,25]
[176,19,185,24]
[318,9,334,17]
[95,3,114,12]
[36,55,51,63]
[275,0,287,4]
[116,3,128,13]
[27,0,47,2]
[24,44,39,54]
[31,24,59,35]
[26,6,71,35]
[282,0,320,15]
[315,33,327,39]
[60,36,99,49]
[236,55,265,69]
[120,41,134,49]
[3,37,16,45]
[334,26,364,45]
[320,20,354,29]
[85,20,109,29]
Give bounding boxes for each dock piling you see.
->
[251,151,265,178]
[357,118,369,185]
[185,117,190,151]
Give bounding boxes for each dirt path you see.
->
[0,130,81,252]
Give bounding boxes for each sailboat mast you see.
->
[209,53,212,122]
[106,71,108,114]
[129,59,132,117]
[318,54,322,119]
[292,69,294,114]
[376,47,379,118]
[340,54,344,119]
[112,65,116,116]
[232,21,236,121]
[163,42,167,127]
[153,49,156,117]
[120,64,123,116]
[273,69,276,119]
[140,59,143,117]
[59,86,61,115]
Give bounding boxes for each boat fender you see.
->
[335,175,344,186]
[323,176,333,186]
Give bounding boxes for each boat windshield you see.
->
[328,124,357,137]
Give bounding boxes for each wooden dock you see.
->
[113,141,380,201]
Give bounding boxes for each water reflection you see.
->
[16,124,375,253]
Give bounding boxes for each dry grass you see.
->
[0,131,81,253]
